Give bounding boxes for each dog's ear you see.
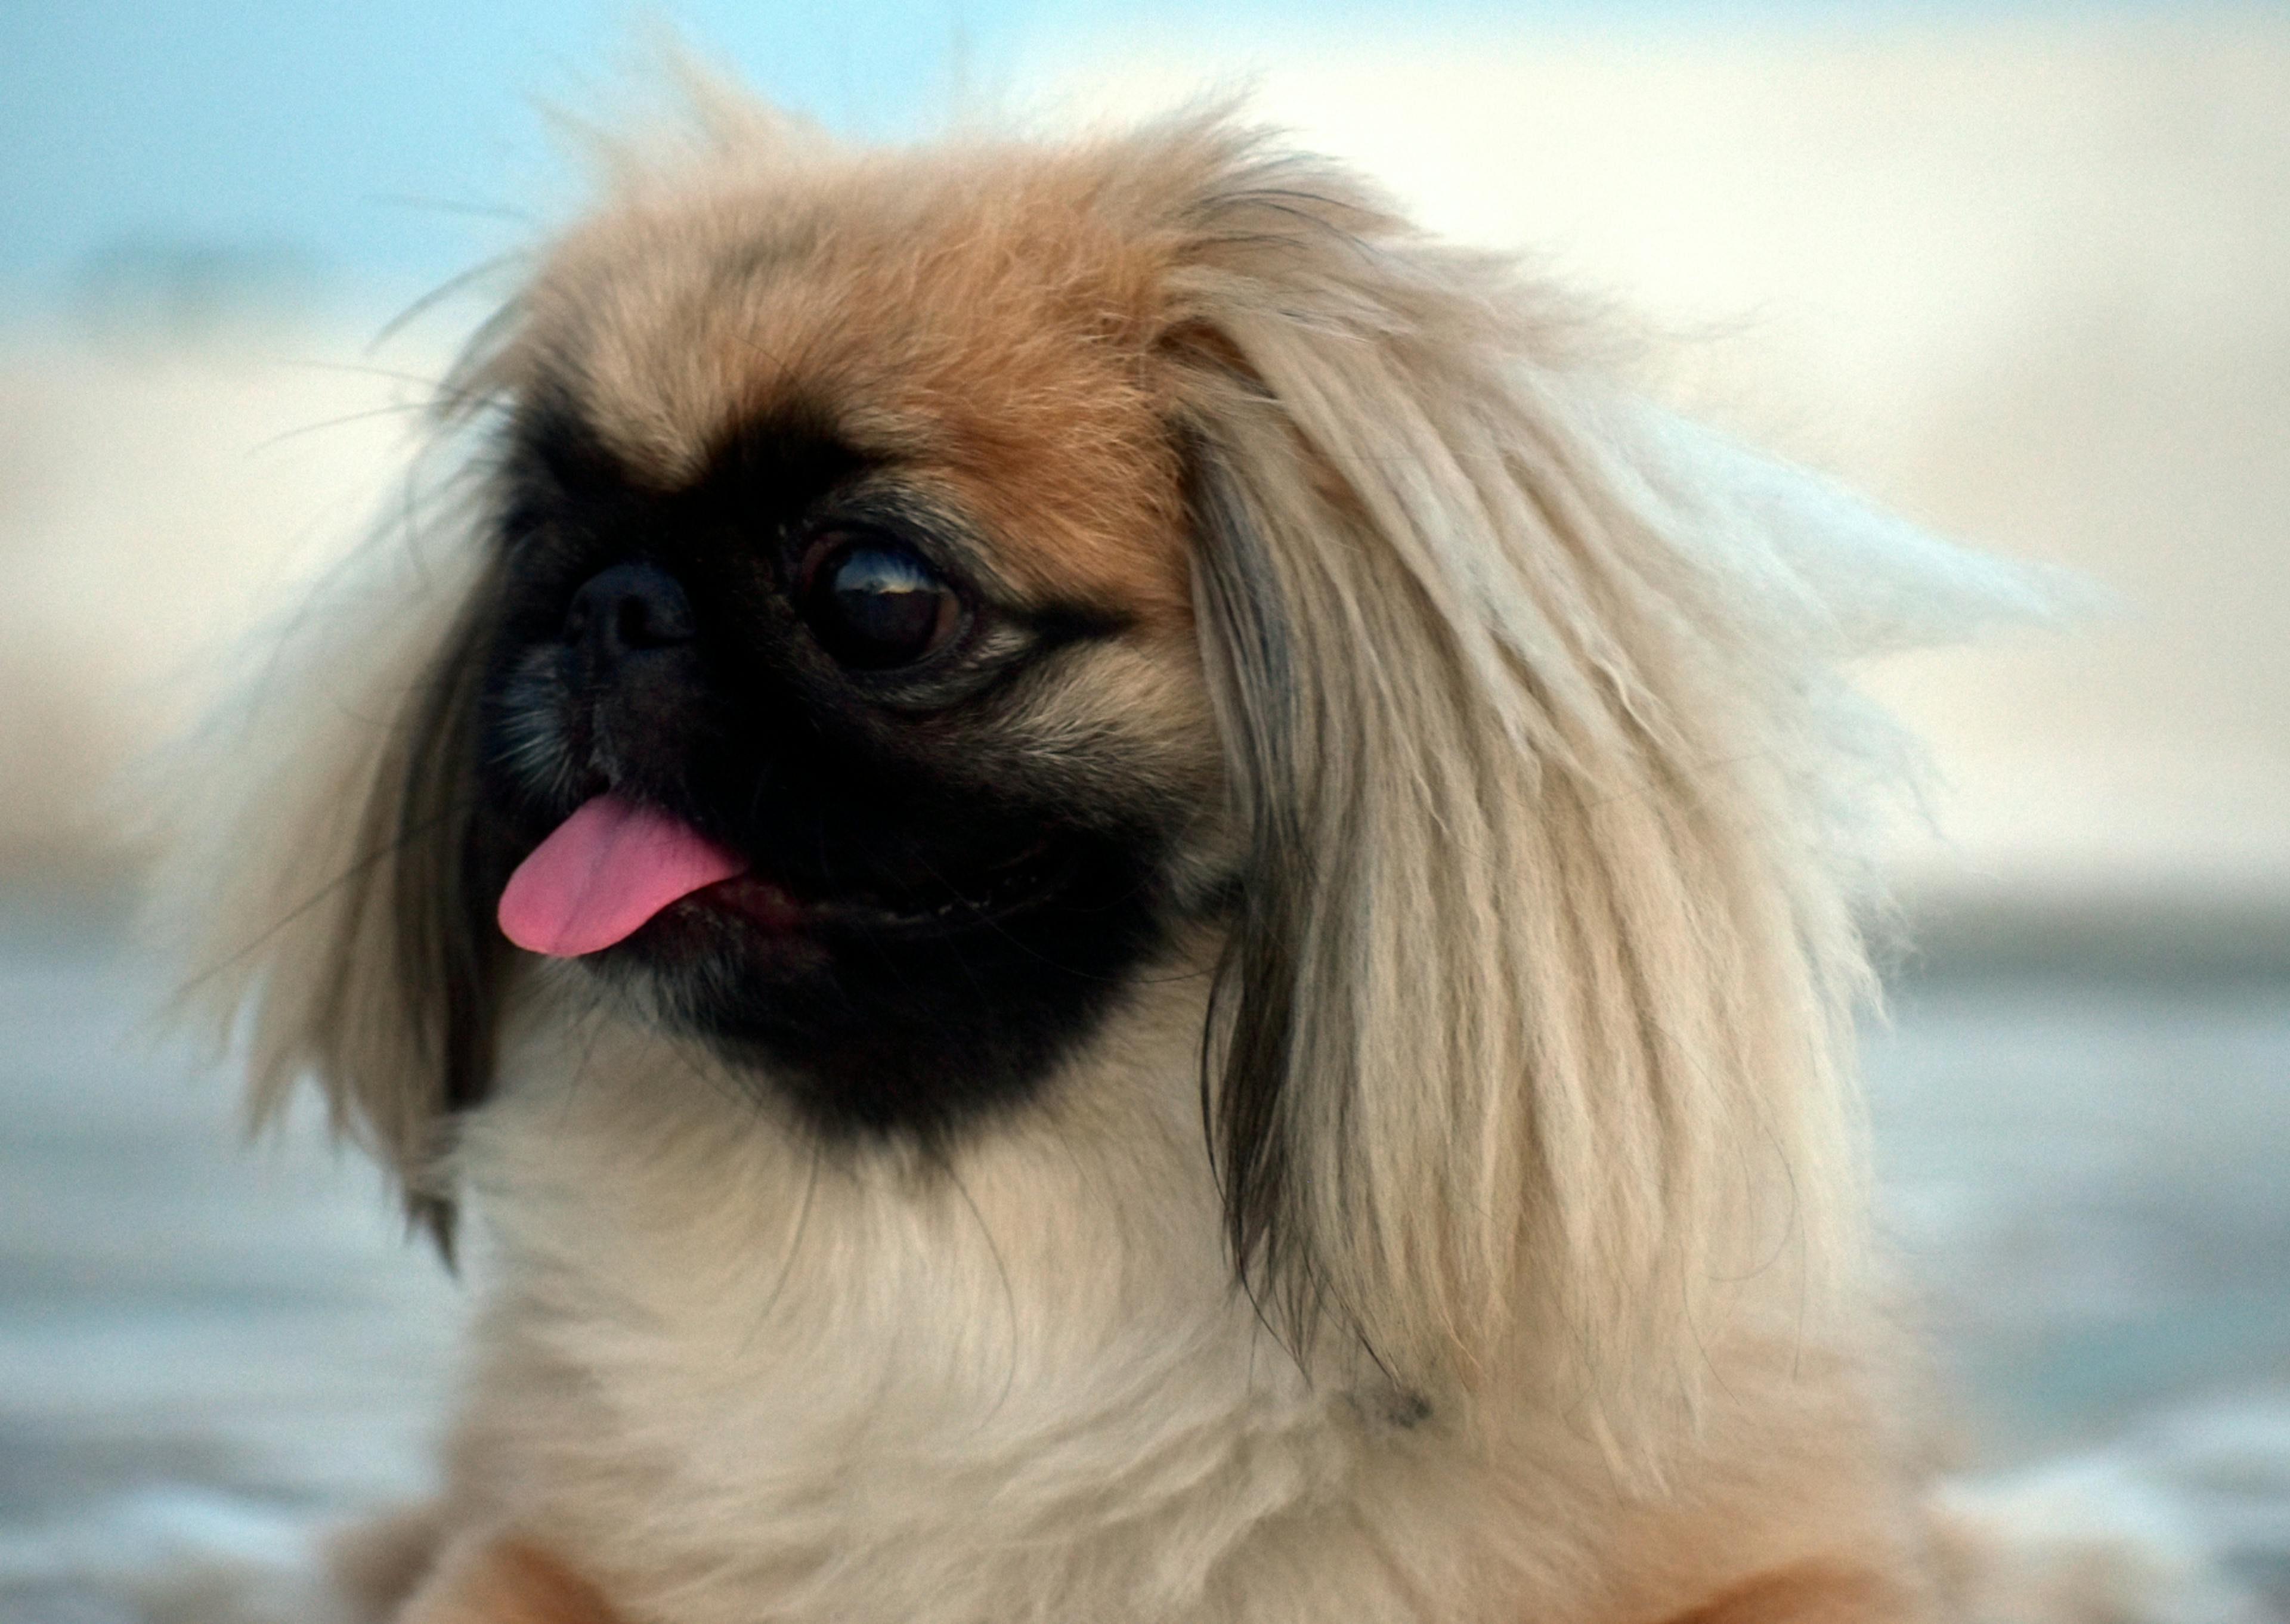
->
[1156,119,2034,1447]
[169,538,509,1251]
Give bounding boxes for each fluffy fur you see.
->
[175,89,2063,1624]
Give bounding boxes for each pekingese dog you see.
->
[178,86,2070,1624]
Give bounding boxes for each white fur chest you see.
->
[439,1002,1510,1624]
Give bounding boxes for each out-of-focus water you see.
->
[1,887,2285,1617]
[0,890,454,1618]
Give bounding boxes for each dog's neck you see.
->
[426,947,1888,1624]
[438,956,1488,1616]
[457,946,1330,1411]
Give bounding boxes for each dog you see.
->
[172,85,2067,1624]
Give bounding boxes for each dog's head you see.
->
[463,172,1226,1143]
[192,97,2037,1413]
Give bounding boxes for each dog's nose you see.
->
[564,563,696,668]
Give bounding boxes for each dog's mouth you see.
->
[497,792,1069,960]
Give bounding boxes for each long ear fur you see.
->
[165,513,508,1249]
[1152,116,2042,1452]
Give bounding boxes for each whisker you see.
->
[247,401,434,455]
[370,253,528,352]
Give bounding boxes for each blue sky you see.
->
[3,1,1023,305]
[0,0,2188,309]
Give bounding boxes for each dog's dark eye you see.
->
[797,533,963,670]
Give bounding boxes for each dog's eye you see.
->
[797,533,963,670]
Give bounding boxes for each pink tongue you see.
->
[497,795,749,957]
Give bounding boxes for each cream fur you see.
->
[166,91,2084,1624]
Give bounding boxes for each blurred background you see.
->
[1,2,2285,1617]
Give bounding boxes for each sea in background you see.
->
[1,3,2285,1618]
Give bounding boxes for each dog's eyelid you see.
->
[791,499,991,589]
[816,590,1121,711]
[785,512,1076,649]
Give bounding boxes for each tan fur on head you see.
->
[168,85,2078,1624]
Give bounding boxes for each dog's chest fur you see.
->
[430,977,1913,1624]
[441,983,1483,1623]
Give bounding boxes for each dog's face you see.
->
[224,106,1936,1405]
[462,168,1231,1138]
